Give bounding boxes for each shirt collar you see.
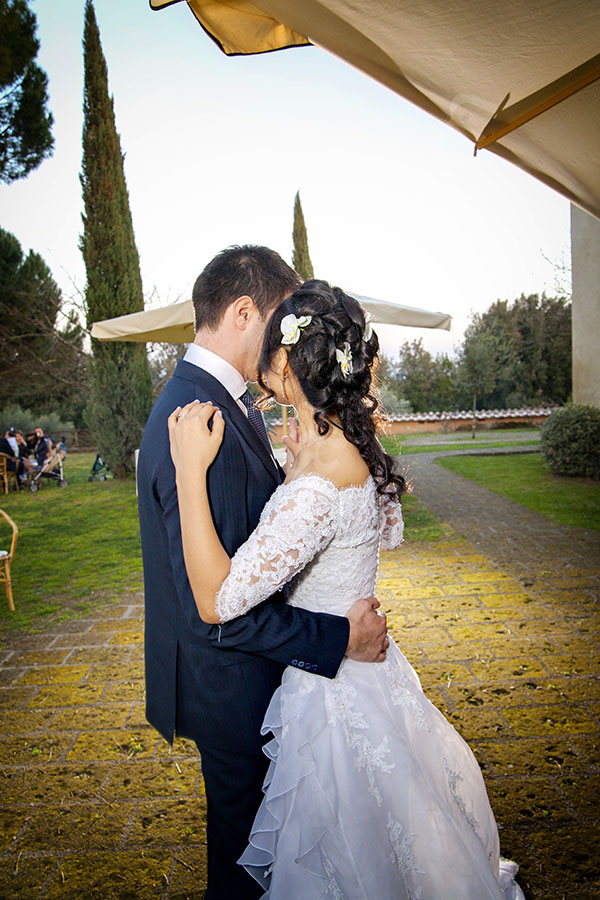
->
[183,343,247,403]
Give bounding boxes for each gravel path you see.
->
[403,449,600,586]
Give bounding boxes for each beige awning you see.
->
[90,295,451,343]
[150,0,600,219]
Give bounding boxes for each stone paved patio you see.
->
[0,455,598,899]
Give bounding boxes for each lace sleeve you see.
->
[379,489,404,550]
[215,476,340,623]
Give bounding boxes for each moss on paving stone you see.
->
[480,738,586,778]
[0,523,597,897]
[0,734,76,766]
[0,707,56,733]
[128,798,207,846]
[486,776,567,825]
[104,759,200,800]
[19,802,134,851]
[28,683,104,707]
[67,730,156,763]
[43,851,172,900]
[164,846,208,899]
[0,856,60,900]
[1,763,110,805]
[16,665,92,686]
[50,704,131,731]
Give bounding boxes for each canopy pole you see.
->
[476,53,600,151]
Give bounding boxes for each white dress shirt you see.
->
[183,343,279,469]
[183,343,277,467]
[183,343,248,416]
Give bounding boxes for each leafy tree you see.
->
[0,226,88,421]
[455,294,571,409]
[0,0,54,183]
[387,340,457,413]
[292,191,314,280]
[375,354,412,416]
[148,341,187,400]
[80,0,153,477]
[455,328,502,413]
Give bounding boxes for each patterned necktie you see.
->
[240,389,273,457]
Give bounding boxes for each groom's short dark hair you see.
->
[192,245,301,331]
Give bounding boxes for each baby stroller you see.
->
[88,453,112,482]
[29,440,68,492]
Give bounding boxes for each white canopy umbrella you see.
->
[91,295,452,343]
[150,0,600,220]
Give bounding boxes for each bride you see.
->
[168,280,524,900]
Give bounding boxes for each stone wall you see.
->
[267,407,554,440]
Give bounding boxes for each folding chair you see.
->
[0,453,20,494]
[0,508,18,611]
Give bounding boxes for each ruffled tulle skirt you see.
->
[239,639,524,900]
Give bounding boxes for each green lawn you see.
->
[0,452,450,636]
[398,426,541,444]
[378,434,539,457]
[0,453,143,636]
[400,493,454,542]
[437,452,600,530]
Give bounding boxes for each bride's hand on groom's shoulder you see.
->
[168,400,225,475]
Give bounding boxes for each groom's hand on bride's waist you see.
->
[345,597,389,663]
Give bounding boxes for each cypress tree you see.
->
[292,191,314,280]
[80,0,152,477]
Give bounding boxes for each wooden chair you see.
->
[0,452,20,494]
[0,508,18,611]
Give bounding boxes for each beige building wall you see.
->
[571,204,600,408]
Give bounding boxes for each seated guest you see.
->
[14,431,35,474]
[0,433,15,459]
[33,426,53,468]
[0,431,26,478]
[22,431,38,457]
[6,428,18,456]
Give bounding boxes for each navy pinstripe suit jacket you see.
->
[138,359,349,753]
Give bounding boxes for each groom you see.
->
[137,245,388,899]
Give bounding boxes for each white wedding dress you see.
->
[215,474,524,900]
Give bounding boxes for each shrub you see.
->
[541,405,600,478]
[0,404,73,439]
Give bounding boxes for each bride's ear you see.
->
[270,347,289,378]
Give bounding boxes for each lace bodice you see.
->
[215,474,403,622]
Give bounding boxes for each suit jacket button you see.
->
[298,661,305,668]
[291,659,298,666]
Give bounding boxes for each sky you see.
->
[1,0,572,360]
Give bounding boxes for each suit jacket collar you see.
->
[173,359,282,485]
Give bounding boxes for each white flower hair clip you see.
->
[336,342,353,377]
[363,310,373,342]
[280,313,312,345]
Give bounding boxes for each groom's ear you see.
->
[230,295,258,331]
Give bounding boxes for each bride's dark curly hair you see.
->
[258,280,404,498]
